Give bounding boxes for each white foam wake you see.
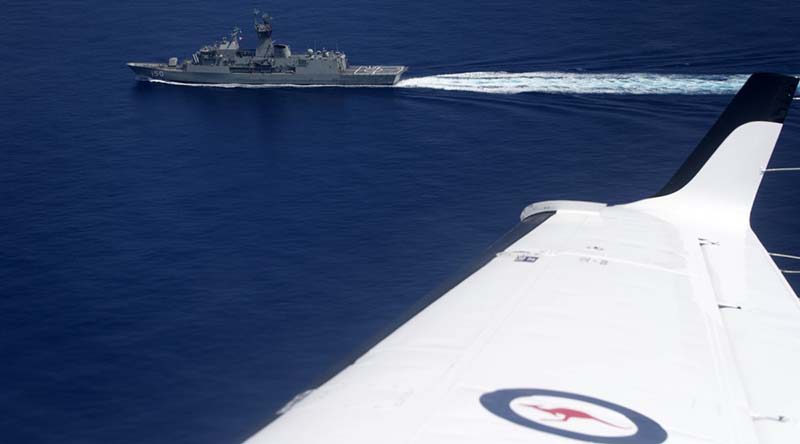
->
[395,72,751,95]
[143,72,795,96]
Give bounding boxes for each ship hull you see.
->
[127,63,406,86]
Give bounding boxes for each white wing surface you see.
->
[247,73,800,444]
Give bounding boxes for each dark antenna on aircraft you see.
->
[762,167,800,172]
[768,252,800,274]
[763,162,800,275]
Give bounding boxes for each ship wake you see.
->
[395,72,754,95]
[143,72,795,95]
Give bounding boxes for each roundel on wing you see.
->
[480,388,667,444]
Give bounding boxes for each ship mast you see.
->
[254,10,274,59]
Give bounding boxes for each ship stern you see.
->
[393,66,408,85]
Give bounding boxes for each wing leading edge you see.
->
[246,73,799,444]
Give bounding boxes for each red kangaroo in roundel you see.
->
[523,404,631,429]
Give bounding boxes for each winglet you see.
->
[634,73,797,224]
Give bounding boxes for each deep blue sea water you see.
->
[2,1,799,443]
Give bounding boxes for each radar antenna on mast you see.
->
[253,8,274,58]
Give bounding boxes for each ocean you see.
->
[1,1,799,443]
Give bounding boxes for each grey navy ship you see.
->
[128,11,407,86]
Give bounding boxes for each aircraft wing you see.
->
[246,73,800,444]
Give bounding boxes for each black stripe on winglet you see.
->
[654,72,799,197]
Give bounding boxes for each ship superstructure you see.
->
[128,11,407,86]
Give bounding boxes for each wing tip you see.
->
[653,72,798,199]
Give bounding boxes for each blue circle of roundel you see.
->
[480,388,667,444]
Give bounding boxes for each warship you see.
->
[127,11,407,86]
